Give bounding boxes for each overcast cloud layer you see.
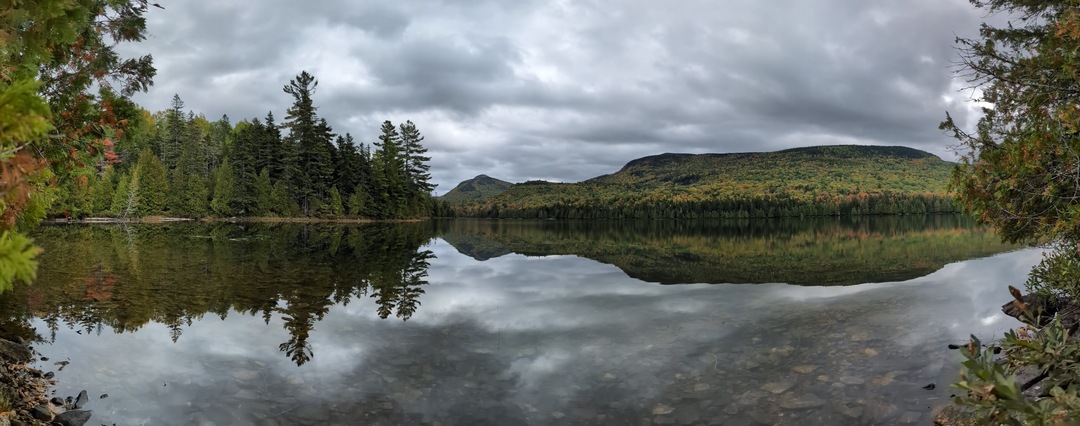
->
[122,0,988,193]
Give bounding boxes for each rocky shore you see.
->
[932,292,1080,425]
[0,338,92,426]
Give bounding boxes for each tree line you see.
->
[442,191,958,219]
[52,71,436,220]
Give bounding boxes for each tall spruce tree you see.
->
[399,120,435,216]
[211,158,238,216]
[160,94,185,169]
[131,150,169,216]
[259,112,284,180]
[334,133,363,199]
[372,121,407,218]
[282,71,334,214]
[399,121,434,193]
[207,115,231,175]
[231,118,262,212]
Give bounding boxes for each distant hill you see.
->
[448,145,960,219]
[439,175,513,204]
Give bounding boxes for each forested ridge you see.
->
[439,175,513,204]
[443,145,960,219]
[51,71,436,221]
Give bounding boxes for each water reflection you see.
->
[436,216,1016,285]
[3,223,435,366]
[0,219,1033,425]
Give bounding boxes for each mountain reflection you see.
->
[0,222,436,366]
[435,215,1018,285]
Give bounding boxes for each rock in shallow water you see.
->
[778,393,825,410]
[761,380,795,394]
[839,376,865,385]
[53,410,92,426]
[74,390,87,409]
[835,402,863,419]
[652,404,675,415]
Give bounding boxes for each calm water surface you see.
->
[0,217,1033,425]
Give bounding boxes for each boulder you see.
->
[53,410,92,426]
[0,340,31,364]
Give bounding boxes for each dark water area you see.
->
[0,217,1032,425]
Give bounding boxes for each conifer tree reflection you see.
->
[370,249,434,320]
[0,222,438,366]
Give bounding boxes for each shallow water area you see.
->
[1,217,1032,425]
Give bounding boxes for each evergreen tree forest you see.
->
[51,71,437,220]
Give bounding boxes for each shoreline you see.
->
[932,291,1073,425]
[0,337,87,425]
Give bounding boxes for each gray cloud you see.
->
[123,0,988,192]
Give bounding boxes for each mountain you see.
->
[439,174,513,204]
[448,145,961,219]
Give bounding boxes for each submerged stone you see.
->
[778,393,825,410]
[652,404,675,415]
[761,380,795,394]
[839,376,865,385]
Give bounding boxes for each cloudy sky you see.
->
[122,0,990,193]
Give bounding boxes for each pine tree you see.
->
[91,168,116,215]
[282,71,334,214]
[110,173,133,217]
[270,180,300,216]
[334,133,363,198]
[357,142,375,216]
[170,112,210,216]
[131,150,169,216]
[230,117,261,212]
[399,121,434,193]
[328,186,344,218]
[372,121,407,218]
[348,183,368,217]
[260,112,285,180]
[207,115,231,175]
[211,158,238,216]
[253,168,274,216]
[160,94,186,169]
[399,120,435,216]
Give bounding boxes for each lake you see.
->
[0,216,1032,425]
